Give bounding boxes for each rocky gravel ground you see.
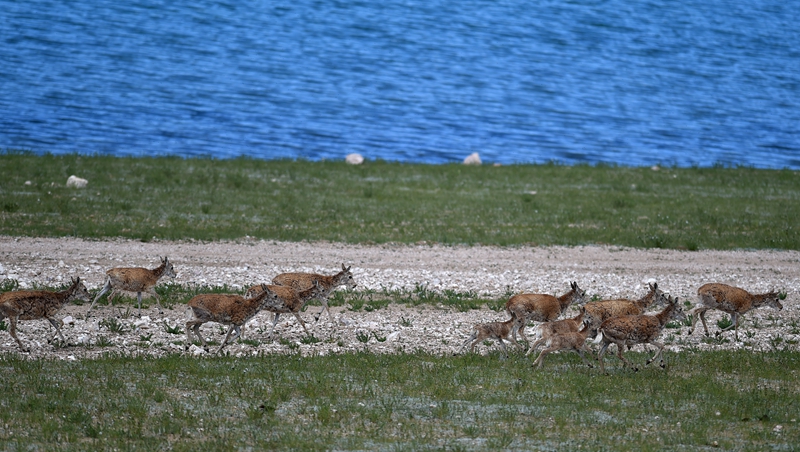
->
[1,236,799,360]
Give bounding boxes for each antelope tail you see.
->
[592,329,605,345]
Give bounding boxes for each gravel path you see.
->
[1,236,798,360]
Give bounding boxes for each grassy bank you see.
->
[0,350,797,450]
[1,151,799,249]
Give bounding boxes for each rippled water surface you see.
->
[2,0,799,168]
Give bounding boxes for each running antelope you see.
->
[0,277,91,352]
[594,295,686,374]
[582,282,669,338]
[185,284,280,353]
[689,283,783,341]
[505,281,587,342]
[248,264,357,323]
[88,256,177,317]
[457,317,520,358]
[525,307,586,356]
[530,322,594,369]
[246,280,329,339]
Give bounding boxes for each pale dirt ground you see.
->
[1,236,799,361]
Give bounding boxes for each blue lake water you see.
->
[2,0,799,168]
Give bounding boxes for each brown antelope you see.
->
[88,256,177,317]
[0,277,91,352]
[246,280,330,339]
[530,322,594,369]
[689,283,783,341]
[457,317,520,358]
[594,295,686,373]
[185,284,280,353]
[248,264,357,323]
[525,307,586,356]
[505,281,587,342]
[582,283,669,338]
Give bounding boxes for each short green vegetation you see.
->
[0,351,797,450]
[2,151,799,249]
[2,152,799,450]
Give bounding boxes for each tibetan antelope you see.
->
[530,322,594,369]
[0,277,91,352]
[88,256,177,317]
[594,295,686,374]
[505,281,587,342]
[185,284,280,353]
[689,283,783,341]
[582,283,669,338]
[249,264,357,323]
[457,317,520,358]
[245,280,329,339]
[525,307,586,356]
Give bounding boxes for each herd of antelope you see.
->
[0,256,787,372]
[459,280,784,372]
[0,257,356,354]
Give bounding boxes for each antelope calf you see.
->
[525,307,586,357]
[505,281,587,342]
[88,256,177,317]
[185,284,280,353]
[457,317,520,358]
[248,263,357,323]
[246,280,329,339]
[0,277,91,352]
[582,283,669,338]
[594,295,686,374]
[530,322,594,369]
[689,283,783,341]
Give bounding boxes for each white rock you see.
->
[387,331,401,342]
[66,175,88,188]
[345,153,364,165]
[0,263,4,274]
[189,344,205,356]
[463,152,482,165]
[62,315,75,325]
[24,181,32,186]
[77,334,90,345]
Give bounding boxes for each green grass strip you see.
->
[2,151,799,249]
[0,350,796,450]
